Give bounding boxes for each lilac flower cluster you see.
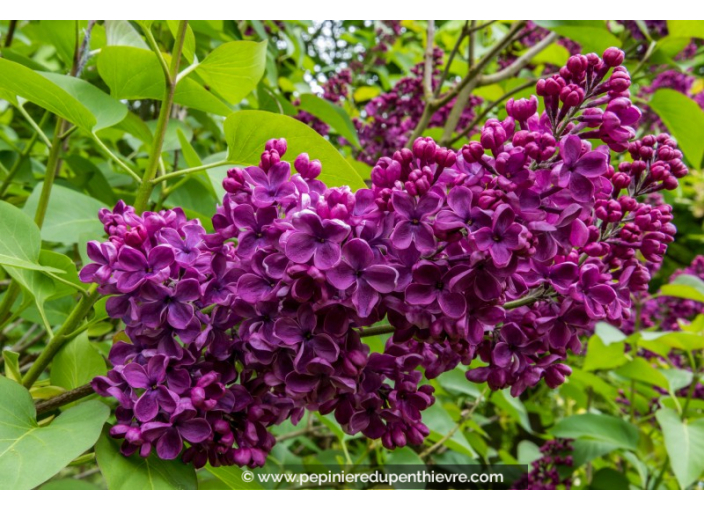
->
[354,48,482,164]
[512,439,574,490]
[82,47,684,468]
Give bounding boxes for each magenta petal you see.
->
[343,238,374,270]
[391,191,415,219]
[117,247,148,271]
[569,172,595,202]
[237,274,271,303]
[312,335,340,362]
[178,418,212,443]
[167,301,194,329]
[405,283,436,306]
[414,224,436,252]
[353,279,379,318]
[134,390,159,421]
[438,292,466,319]
[492,342,513,368]
[148,245,175,271]
[156,428,183,460]
[327,263,357,290]
[574,151,607,177]
[286,373,318,392]
[122,363,151,389]
[390,221,413,250]
[363,265,398,293]
[285,232,316,264]
[447,186,472,218]
[314,241,341,270]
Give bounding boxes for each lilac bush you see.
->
[81,47,687,468]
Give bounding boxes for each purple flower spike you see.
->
[554,135,608,202]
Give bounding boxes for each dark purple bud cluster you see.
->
[82,47,684,468]
[511,439,574,490]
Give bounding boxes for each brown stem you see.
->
[3,20,17,48]
[358,324,396,337]
[35,383,95,415]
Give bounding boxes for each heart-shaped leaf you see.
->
[656,408,704,488]
[224,110,366,189]
[0,376,109,490]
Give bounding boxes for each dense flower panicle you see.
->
[511,439,574,490]
[83,47,685,467]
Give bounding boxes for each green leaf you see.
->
[0,254,66,274]
[594,322,626,344]
[37,73,128,131]
[2,351,21,383]
[196,41,267,104]
[492,389,533,433]
[640,331,704,352]
[422,404,476,459]
[97,46,231,117]
[0,59,97,131]
[650,89,704,168]
[571,439,619,467]
[667,21,704,39]
[298,93,360,148]
[614,358,670,390]
[95,429,197,490]
[205,464,264,490]
[50,333,107,390]
[0,376,109,490]
[583,334,628,371]
[224,110,365,189]
[105,20,149,49]
[38,479,99,490]
[590,468,630,490]
[551,414,639,450]
[0,199,42,265]
[534,21,621,54]
[23,184,107,245]
[656,407,704,489]
[661,274,704,303]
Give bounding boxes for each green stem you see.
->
[17,103,52,148]
[0,110,50,197]
[34,118,66,228]
[22,285,100,388]
[133,21,188,214]
[151,159,232,184]
[90,132,141,182]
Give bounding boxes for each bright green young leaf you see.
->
[224,110,366,189]
[97,46,231,117]
[640,330,704,352]
[298,93,361,148]
[38,479,100,490]
[24,184,107,245]
[656,407,704,489]
[583,334,628,371]
[661,274,704,303]
[614,358,670,390]
[594,322,626,344]
[551,414,639,450]
[177,128,204,168]
[534,21,621,54]
[196,41,267,104]
[95,429,197,489]
[50,333,107,390]
[205,464,264,490]
[0,58,96,131]
[0,376,109,490]
[667,21,704,39]
[167,20,197,63]
[650,89,704,168]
